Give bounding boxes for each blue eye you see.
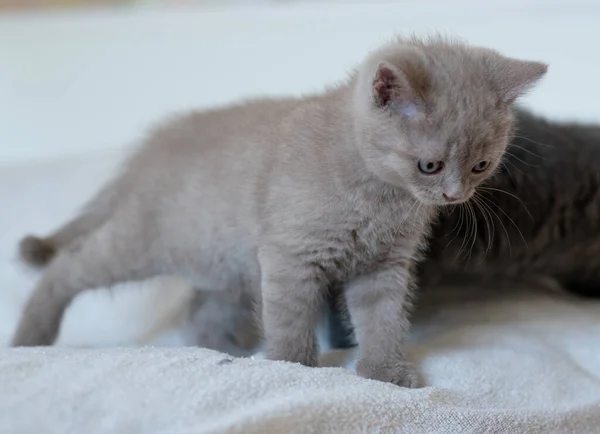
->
[472,161,490,173]
[418,160,444,174]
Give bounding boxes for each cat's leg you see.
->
[345,260,420,388]
[258,246,325,367]
[183,289,261,357]
[12,218,161,347]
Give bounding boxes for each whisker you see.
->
[480,193,529,249]
[505,151,538,168]
[478,193,512,258]
[510,134,555,149]
[507,143,544,159]
[478,186,533,221]
[472,194,493,259]
[501,159,526,177]
[466,201,478,262]
[396,199,419,234]
[445,204,464,250]
[476,192,502,260]
[499,161,518,186]
[458,202,472,258]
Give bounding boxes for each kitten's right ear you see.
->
[372,62,426,118]
[491,58,548,105]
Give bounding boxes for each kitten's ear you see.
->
[492,58,548,105]
[372,61,426,118]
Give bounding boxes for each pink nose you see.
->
[443,193,462,203]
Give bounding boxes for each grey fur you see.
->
[12,36,546,386]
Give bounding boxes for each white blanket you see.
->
[2,288,600,434]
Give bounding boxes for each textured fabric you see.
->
[2,287,600,433]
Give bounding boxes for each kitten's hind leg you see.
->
[183,289,261,357]
[12,219,161,347]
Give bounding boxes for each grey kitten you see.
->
[327,109,600,348]
[13,36,546,386]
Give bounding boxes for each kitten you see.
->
[13,36,546,386]
[327,109,600,348]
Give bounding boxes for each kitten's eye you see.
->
[472,160,490,173]
[418,160,444,174]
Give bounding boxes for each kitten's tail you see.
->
[19,235,57,268]
[19,180,119,269]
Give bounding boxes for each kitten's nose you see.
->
[443,193,462,203]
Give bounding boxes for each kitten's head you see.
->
[352,36,547,205]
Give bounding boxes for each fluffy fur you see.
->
[13,37,546,386]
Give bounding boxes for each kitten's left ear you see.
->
[371,61,428,120]
[491,58,548,104]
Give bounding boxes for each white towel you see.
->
[2,287,600,434]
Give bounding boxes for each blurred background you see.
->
[1,0,598,347]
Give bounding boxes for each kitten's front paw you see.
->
[356,359,422,388]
